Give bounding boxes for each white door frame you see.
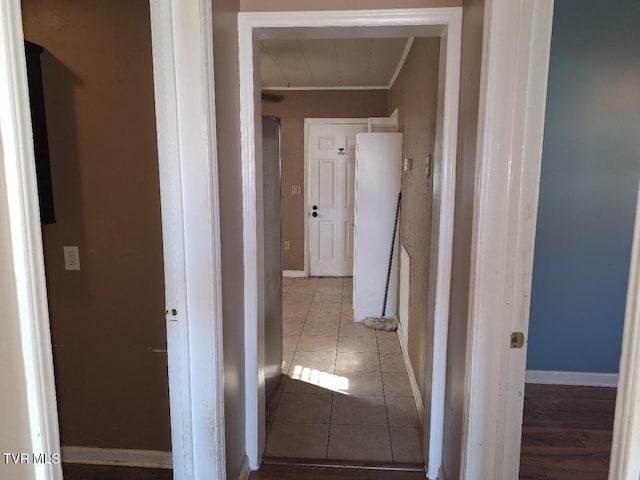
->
[303,117,367,277]
[460,1,554,478]
[239,9,462,477]
[0,1,62,479]
[148,0,226,478]
[610,185,640,480]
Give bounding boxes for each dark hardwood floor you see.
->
[63,463,172,480]
[58,384,617,479]
[519,384,616,480]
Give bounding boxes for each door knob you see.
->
[312,212,318,217]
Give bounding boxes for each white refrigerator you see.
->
[352,132,403,322]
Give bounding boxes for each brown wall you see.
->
[241,0,461,11]
[262,90,388,271]
[210,0,247,477]
[387,37,440,414]
[21,0,170,450]
[441,0,485,477]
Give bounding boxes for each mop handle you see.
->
[382,192,402,317]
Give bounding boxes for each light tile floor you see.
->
[265,276,423,465]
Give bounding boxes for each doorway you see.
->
[262,97,418,465]
[517,1,639,477]
[16,0,171,474]
[239,9,462,477]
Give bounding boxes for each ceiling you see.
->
[260,38,411,89]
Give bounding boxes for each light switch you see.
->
[63,246,80,271]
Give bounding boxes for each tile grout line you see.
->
[265,378,287,446]
[278,277,317,434]
[376,324,396,464]
[293,277,318,355]
[297,277,316,347]
[271,277,292,446]
[272,277,311,445]
[321,277,342,460]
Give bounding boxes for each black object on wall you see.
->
[24,40,55,224]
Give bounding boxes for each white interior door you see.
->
[308,122,368,276]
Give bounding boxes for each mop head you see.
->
[363,317,398,331]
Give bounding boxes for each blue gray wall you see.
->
[528,0,640,373]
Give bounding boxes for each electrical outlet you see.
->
[283,240,290,251]
[291,185,302,196]
[63,246,80,271]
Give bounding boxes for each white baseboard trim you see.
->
[397,321,424,425]
[282,270,306,278]
[397,303,408,348]
[61,446,172,469]
[525,370,619,388]
[238,455,251,480]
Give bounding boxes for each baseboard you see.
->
[525,370,619,388]
[61,446,172,469]
[282,270,306,278]
[238,455,251,480]
[397,321,424,425]
[396,316,408,354]
[396,308,408,348]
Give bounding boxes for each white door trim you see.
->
[610,185,640,480]
[239,9,462,477]
[304,118,367,277]
[460,1,554,479]
[149,0,226,479]
[0,2,62,479]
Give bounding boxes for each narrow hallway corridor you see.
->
[265,277,423,465]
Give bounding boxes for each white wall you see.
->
[0,148,37,480]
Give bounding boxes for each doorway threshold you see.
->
[262,457,424,472]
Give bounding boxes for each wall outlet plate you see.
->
[63,246,80,271]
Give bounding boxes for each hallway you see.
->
[265,277,423,465]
